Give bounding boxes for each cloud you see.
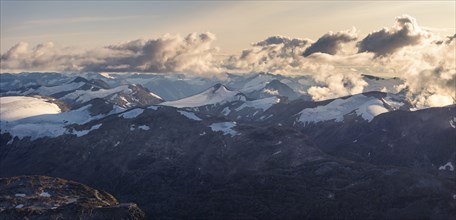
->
[0,32,220,75]
[0,42,84,72]
[303,28,357,57]
[225,34,372,100]
[224,36,311,74]
[387,41,456,108]
[306,65,368,101]
[357,15,431,56]
[1,15,454,108]
[435,34,456,45]
[85,32,220,74]
[252,36,309,47]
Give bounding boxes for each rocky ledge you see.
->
[0,175,145,220]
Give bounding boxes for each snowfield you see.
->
[61,85,131,103]
[235,96,280,112]
[298,94,389,124]
[35,82,85,96]
[1,101,124,140]
[162,84,246,108]
[209,122,239,136]
[177,110,202,121]
[0,96,62,121]
[71,123,103,137]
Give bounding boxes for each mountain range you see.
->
[0,72,454,219]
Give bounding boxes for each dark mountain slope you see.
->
[1,106,455,219]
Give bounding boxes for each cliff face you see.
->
[0,175,145,220]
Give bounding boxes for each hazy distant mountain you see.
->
[1,76,163,109]
[0,72,404,102]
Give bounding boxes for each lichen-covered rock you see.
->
[0,175,145,220]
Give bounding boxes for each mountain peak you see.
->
[161,84,245,108]
[212,83,225,91]
[72,76,89,83]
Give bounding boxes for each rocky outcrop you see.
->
[0,176,145,220]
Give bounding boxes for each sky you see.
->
[1,1,455,108]
[1,1,455,54]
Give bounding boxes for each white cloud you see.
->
[306,65,368,101]
[224,36,311,74]
[1,15,454,108]
[1,32,221,75]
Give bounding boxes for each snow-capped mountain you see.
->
[0,96,64,121]
[1,76,164,109]
[1,72,405,103]
[0,97,125,141]
[0,72,72,92]
[186,91,409,126]
[295,92,404,124]
[0,71,453,219]
[161,83,247,108]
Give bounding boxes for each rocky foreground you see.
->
[0,175,145,219]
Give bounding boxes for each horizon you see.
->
[1,1,455,54]
[1,1,455,107]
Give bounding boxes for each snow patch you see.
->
[235,96,279,112]
[449,117,456,128]
[15,193,26,197]
[39,192,51,197]
[71,123,102,137]
[148,105,159,110]
[240,74,274,93]
[119,108,144,119]
[439,162,454,171]
[272,150,282,155]
[221,107,231,116]
[99,72,116,79]
[263,88,279,96]
[209,122,238,136]
[177,110,202,121]
[138,125,150,130]
[149,92,162,100]
[382,96,404,110]
[355,99,389,122]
